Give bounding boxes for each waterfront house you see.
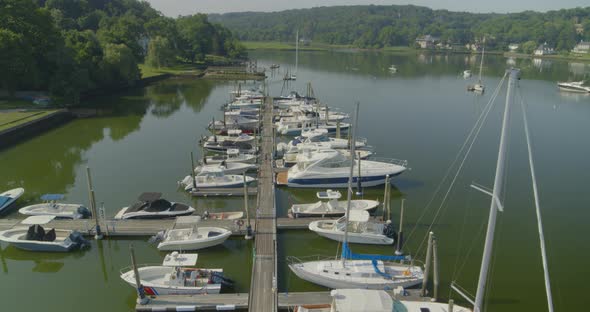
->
[415,35,438,49]
[572,41,590,54]
[508,43,519,52]
[534,43,555,56]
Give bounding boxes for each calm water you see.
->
[1,51,589,311]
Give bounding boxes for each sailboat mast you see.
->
[520,95,554,312]
[473,68,519,312]
[341,102,360,266]
[478,37,485,83]
[295,30,299,75]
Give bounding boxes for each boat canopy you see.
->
[331,289,392,312]
[40,194,65,201]
[347,210,370,222]
[138,192,162,202]
[341,242,405,262]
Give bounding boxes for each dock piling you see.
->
[130,244,149,305]
[395,198,405,255]
[86,167,102,239]
[433,235,440,301]
[421,231,434,297]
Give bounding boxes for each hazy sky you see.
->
[145,0,588,16]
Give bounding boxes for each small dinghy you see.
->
[120,252,234,295]
[289,190,379,218]
[0,187,24,213]
[114,192,195,220]
[309,210,396,245]
[194,162,257,175]
[0,224,89,252]
[18,194,91,219]
[156,224,232,251]
[204,149,257,164]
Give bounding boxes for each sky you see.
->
[145,0,588,16]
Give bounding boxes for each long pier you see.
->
[248,95,278,312]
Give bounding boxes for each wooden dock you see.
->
[248,95,278,312]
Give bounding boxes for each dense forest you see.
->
[0,0,245,104]
[210,5,590,51]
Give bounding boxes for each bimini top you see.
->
[40,194,65,201]
[138,192,162,202]
[331,289,392,312]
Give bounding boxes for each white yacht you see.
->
[0,187,24,213]
[19,194,91,219]
[557,81,590,93]
[309,210,395,245]
[281,146,373,168]
[287,149,406,188]
[289,190,379,218]
[203,149,257,164]
[181,168,255,191]
[201,129,256,145]
[194,162,257,175]
[276,119,351,136]
[202,140,257,153]
[114,193,195,220]
[294,289,471,312]
[120,252,233,295]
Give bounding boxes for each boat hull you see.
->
[120,267,222,295]
[309,221,393,245]
[287,172,402,188]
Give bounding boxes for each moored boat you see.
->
[18,194,91,219]
[0,224,89,252]
[557,81,590,93]
[289,190,379,218]
[114,192,195,220]
[308,210,395,245]
[156,225,232,251]
[0,187,24,213]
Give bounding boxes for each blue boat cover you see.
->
[40,194,65,201]
[341,242,406,261]
[0,196,11,207]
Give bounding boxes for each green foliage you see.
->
[0,0,244,104]
[521,40,538,54]
[210,5,590,51]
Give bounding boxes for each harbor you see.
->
[0,51,588,312]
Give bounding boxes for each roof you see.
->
[347,210,370,222]
[41,194,65,201]
[138,192,162,202]
[332,289,392,312]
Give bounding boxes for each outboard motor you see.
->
[76,206,92,219]
[69,231,90,249]
[382,220,397,240]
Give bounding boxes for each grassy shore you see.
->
[0,99,40,109]
[139,63,204,79]
[0,110,57,131]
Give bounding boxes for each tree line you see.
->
[210,5,590,51]
[0,0,246,104]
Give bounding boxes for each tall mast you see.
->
[341,102,359,266]
[520,94,554,312]
[295,30,299,75]
[478,37,485,84]
[473,68,519,312]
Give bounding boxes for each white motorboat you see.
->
[203,140,257,153]
[208,118,259,132]
[120,252,233,295]
[288,102,423,290]
[294,289,471,312]
[157,224,232,251]
[194,162,257,175]
[289,190,379,218]
[276,106,349,122]
[287,149,406,188]
[181,168,255,191]
[114,192,195,220]
[0,224,88,252]
[557,81,590,93]
[203,149,257,164]
[201,129,256,145]
[309,210,395,245]
[18,194,91,219]
[463,69,472,78]
[0,187,24,213]
[200,211,244,220]
[225,99,262,110]
[276,119,351,136]
[296,128,366,148]
[282,147,373,168]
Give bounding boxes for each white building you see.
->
[572,41,590,54]
[534,42,555,56]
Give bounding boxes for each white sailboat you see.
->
[309,210,395,245]
[468,38,485,93]
[451,69,554,312]
[288,103,423,290]
[284,30,299,81]
[289,189,379,218]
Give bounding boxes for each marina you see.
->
[0,50,589,312]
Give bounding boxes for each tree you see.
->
[176,14,214,63]
[0,29,33,94]
[101,43,139,85]
[521,40,537,54]
[145,36,175,68]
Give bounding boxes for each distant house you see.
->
[415,35,438,49]
[575,24,584,35]
[572,41,590,54]
[299,38,312,46]
[534,43,555,56]
[508,43,519,52]
[465,43,481,52]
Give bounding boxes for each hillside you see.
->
[209,5,590,50]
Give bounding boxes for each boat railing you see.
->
[367,157,408,167]
[119,263,162,275]
[286,255,337,265]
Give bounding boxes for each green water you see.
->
[1,51,590,311]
